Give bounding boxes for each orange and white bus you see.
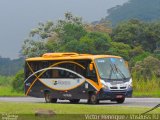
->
[24,53,132,104]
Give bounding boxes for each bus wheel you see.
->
[116,98,125,104]
[69,99,80,104]
[44,93,57,103]
[88,93,99,104]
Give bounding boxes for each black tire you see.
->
[69,99,80,104]
[116,98,125,104]
[44,93,57,103]
[88,93,99,104]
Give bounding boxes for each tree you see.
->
[56,22,86,44]
[129,46,150,67]
[80,32,111,54]
[108,42,131,60]
[0,57,24,76]
[106,0,160,26]
[22,20,55,58]
[12,70,24,92]
[22,39,47,58]
[30,21,55,39]
[111,20,160,53]
[84,20,112,34]
[132,56,160,80]
[22,12,115,58]
[61,32,111,54]
[112,19,145,47]
[22,12,86,58]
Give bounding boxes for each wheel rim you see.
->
[91,95,96,103]
[45,94,50,102]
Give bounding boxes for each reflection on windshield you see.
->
[95,58,130,80]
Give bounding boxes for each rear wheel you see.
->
[44,92,57,103]
[88,93,99,104]
[116,98,125,104]
[69,99,80,104]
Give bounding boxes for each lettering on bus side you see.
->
[52,80,71,86]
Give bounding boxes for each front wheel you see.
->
[116,98,125,104]
[44,93,57,103]
[88,93,99,104]
[69,99,80,104]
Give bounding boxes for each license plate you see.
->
[116,95,123,98]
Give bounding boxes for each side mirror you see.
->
[125,61,129,68]
[89,63,93,71]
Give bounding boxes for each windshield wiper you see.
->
[109,64,118,79]
[113,64,126,80]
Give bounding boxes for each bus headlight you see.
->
[128,83,132,89]
[100,79,109,90]
[102,84,109,90]
[128,78,132,89]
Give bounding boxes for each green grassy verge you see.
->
[133,91,160,97]
[0,86,24,96]
[132,73,160,98]
[1,102,159,114]
[0,86,160,97]
[0,102,159,120]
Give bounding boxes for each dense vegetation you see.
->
[22,14,160,71]
[0,57,24,76]
[22,13,112,57]
[1,12,160,96]
[0,75,23,96]
[106,0,160,26]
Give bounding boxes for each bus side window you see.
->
[52,69,80,79]
[52,69,59,78]
[74,65,84,76]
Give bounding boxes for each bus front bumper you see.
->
[98,87,133,100]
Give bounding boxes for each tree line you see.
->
[12,13,160,92]
[21,13,160,79]
[0,57,24,76]
[106,0,160,26]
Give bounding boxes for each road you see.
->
[0,97,159,107]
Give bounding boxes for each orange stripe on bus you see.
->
[25,61,85,95]
[86,79,101,91]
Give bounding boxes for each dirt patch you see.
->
[35,109,56,117]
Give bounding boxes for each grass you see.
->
[0,86,24,96]
[0,76,13,86]
[0,85,160,97]
[132,73,160,97]
[133,91,160,97]
[1,85,159,97]
[0,75,24,97]
[0,102,159,120]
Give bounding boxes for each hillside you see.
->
[106,0,160,26]
[0,57,24,76]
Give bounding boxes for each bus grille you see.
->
[110,87,127,90]
[120,87,126,89]
[110,87,118,89]
[110,90,126,94]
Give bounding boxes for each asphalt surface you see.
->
[0,97,159,107]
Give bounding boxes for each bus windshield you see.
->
[95,57,131,80]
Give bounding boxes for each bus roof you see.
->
[26,52,122,61]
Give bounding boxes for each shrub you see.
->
[132,71,160,93]
[132,56,160,79]
[0,76,13,86]
[12,70,24,92]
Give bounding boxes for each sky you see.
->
[0,0,128,59]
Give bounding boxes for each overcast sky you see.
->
[0,0,128,59]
